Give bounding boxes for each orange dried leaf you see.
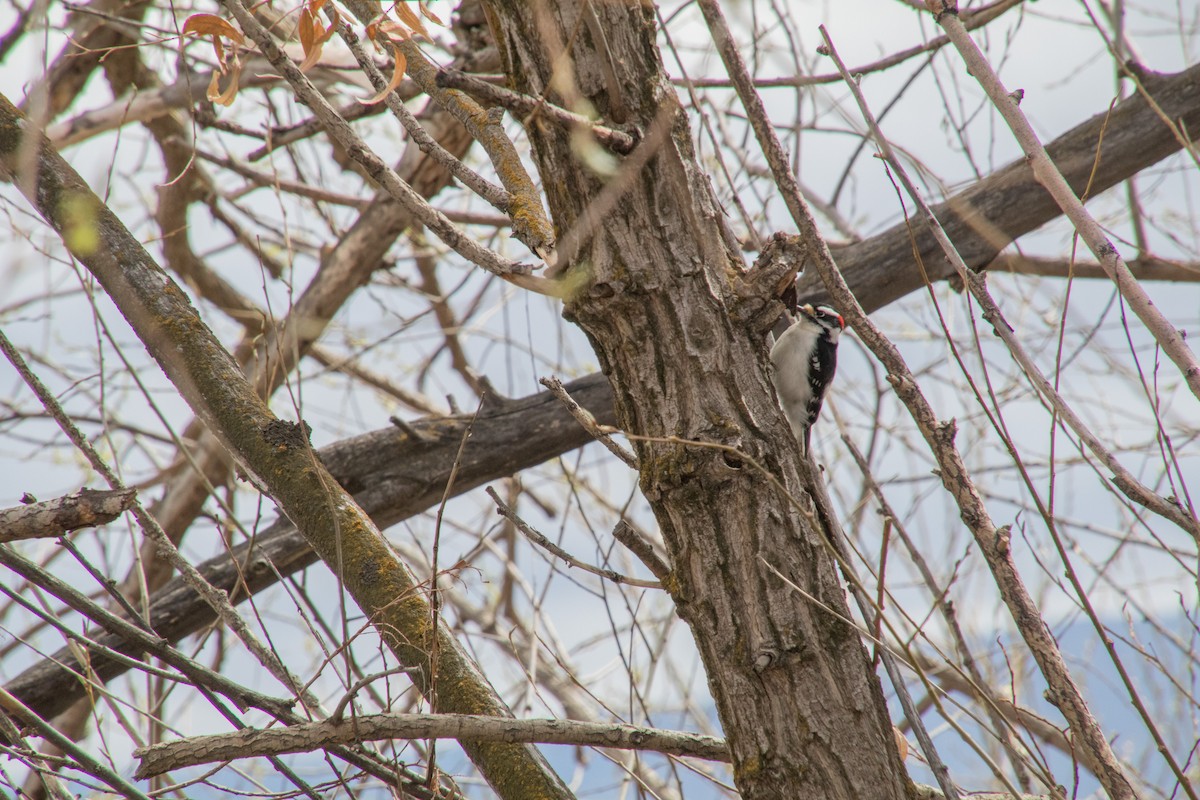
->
[357,45,406,105]
[216,77,241,106]
[183,13,244,72]
[393,47,408,82]
[418,2,444,27]
[298,3,338,72]
[298,6,316,56]
[182,14,244,44]
[893,727,909,761]
[317,7,339,45]
[393,2,429,38]
[298,36,324,71]
[206,60,242,106]
[377,19,411,41]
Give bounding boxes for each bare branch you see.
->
[989,254,1200,283]
[437,69,637,154]
[486,486,661,589]
[540,375,637,468]
[803,62,1200,313]
[931,5,1200,403]
[0,88,574,800]
[135,712,730,777]
[216,0,536,283]
[0,488,136,542]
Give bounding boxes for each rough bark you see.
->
[481,3,909,799]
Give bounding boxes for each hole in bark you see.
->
[721,451,743,469]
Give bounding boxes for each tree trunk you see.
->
[481,3,910,798]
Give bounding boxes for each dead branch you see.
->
[0,488,136,542]
[135,712,729,777]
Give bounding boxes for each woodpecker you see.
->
[770,303,846,454]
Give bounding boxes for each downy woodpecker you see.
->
[770,303,845,454]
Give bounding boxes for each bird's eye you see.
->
[817,307,845,329]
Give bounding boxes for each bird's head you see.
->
[799,303,845,334]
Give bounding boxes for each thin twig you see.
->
[539,376,637,468]
[486,487,661,590]
[437,69,637,154]
[331,667,421,724]
[989,254,1200,282]
[677,0,1024,89]
[428,394,484,785]
[331,12,513,213]
[912,785,1050,800]
[194,147,368,208]
[817,27,1198,542]
[248,99,390,161]
[416,236,486,398]
[930,1,1200,403]
[218,0,539,285]
[611,520,671,584]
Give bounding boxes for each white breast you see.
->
[770,319,822,442]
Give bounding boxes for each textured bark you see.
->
[482,3,908,799]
